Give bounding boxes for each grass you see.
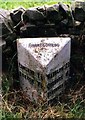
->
[1,0,85,119]
[1,71,85,119]
[0,0,71,10]
[1,81,85,119]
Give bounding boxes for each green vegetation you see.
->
[1,0,85,119]
[0,0,71,10]
[2,77,85,119]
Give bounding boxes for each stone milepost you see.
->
[17,37,71,105]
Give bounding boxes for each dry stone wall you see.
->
[0,2,85,86]
[1,2,85,44]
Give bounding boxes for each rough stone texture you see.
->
[0,9,18,87]
[20,3,85,36]
[0,9,11,39]
[1,1,85,94]
[59,3,69,19]
[10,10,23,25]
[74,7,85,22]
[1,2,84,39]
[20,24,57,38]
[17,37,71,105]
[72,1,85,22]
[0,9,10,20]
[23,7,46,25]
[46,4,59,23]
[1,2,85,41]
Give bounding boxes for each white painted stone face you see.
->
[17,37,71,105]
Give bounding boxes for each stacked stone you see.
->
[0,1,85,89]
[0,2,85,45]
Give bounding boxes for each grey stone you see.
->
[20,23,56,37]
[17,37,71,104]
[23,7,46,25]
[59,3,69,11]
[68,16,74,28]
[56,20,69,34]
[73,1,85,22]
[10,7,25,25]
[61,19,68,25]
[0,39,6,47]
[10,11,22,24]
[5,33,17,46]
[59,3,69,19]
[75,21,81,26]
[46,4,59,23]
[0,9,13,40]
[74,7,85,22]
[0,9,10,21]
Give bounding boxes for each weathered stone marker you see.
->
[17,37,71,105]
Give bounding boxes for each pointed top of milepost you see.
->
[18,37,70,67]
